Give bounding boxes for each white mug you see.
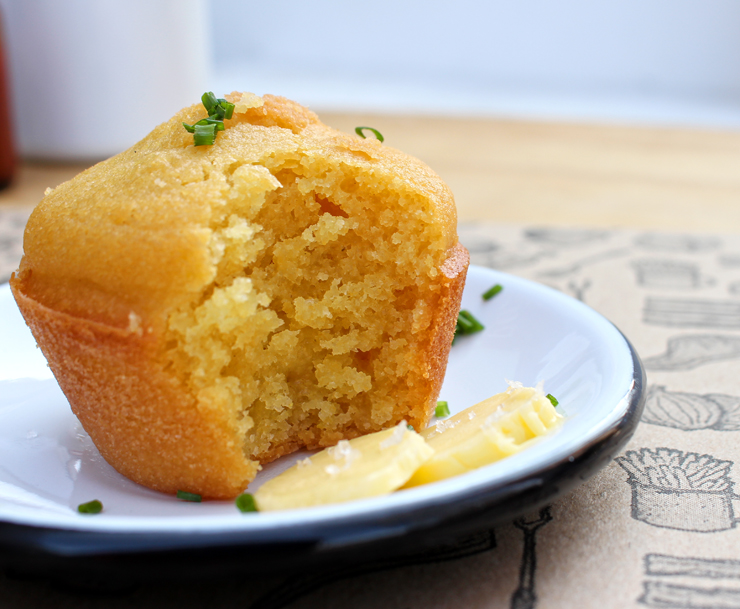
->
[0,0,210,161]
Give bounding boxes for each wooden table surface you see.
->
[3,113,740,233]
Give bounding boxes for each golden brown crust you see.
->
[230,93,322,133]
[17,94,458,330]
[10,244,467,498]
[12,92,468,499]
[10,274,257,499]
[421,243,470,424]
[11,243,468,497]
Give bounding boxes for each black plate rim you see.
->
[0,327,645,570]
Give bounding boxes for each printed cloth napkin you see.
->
[2,211,740,609]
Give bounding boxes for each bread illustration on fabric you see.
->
[643,298,740,329]
[631,259,708,290]
[640,553,740,608]
[643,334,740,371]
[633,233,720,252]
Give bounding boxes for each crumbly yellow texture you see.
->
[163,147,450,463]
[15,93,459,486]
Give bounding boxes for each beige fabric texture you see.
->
[3,212,740,608]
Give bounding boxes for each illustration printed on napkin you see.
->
[631,259,713,290]
[642,385,740,431]
[633,233,721,253]
[616,447,740,533]
[510,506,553,609]
[639,553,740,609]
[643,335,740,371]
[643,298,740,329]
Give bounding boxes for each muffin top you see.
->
[16,93,458,333]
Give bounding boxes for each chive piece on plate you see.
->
[452,310,485,345]
[456,314,475,334]
[78,499,103,514]
[235,493,258,513]
[177,490,202,502]
[355,126,384,142]
[435,401,450,418]
[458,310,485,333]
[482,284,503,301]
[546,393,559,407]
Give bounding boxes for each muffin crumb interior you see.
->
[163,148,448,466]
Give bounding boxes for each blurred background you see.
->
[1,0,739,160]
[0,0,739,234]
[211,0,740,127]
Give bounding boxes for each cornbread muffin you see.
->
[10,93,469,499]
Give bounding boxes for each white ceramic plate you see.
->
[0,266,643,559]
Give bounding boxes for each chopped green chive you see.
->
[407,424,415,431]
[218,99,235,120]
[184,93,238,145]
[435,401,450,418]
[355,126,384,142]
[201,91,219,114]
[456,314,476,333]
[212,104,226,119]
[235,493,258,513]
[176,490,202,502]
[546,394,559,407]
[193,123,218,146]
[458,310,485,332]
[77,499,103,514]
[198,117,226,129]
[185,118,225,131]
[482,284,503,301]
[452,310,485,344]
